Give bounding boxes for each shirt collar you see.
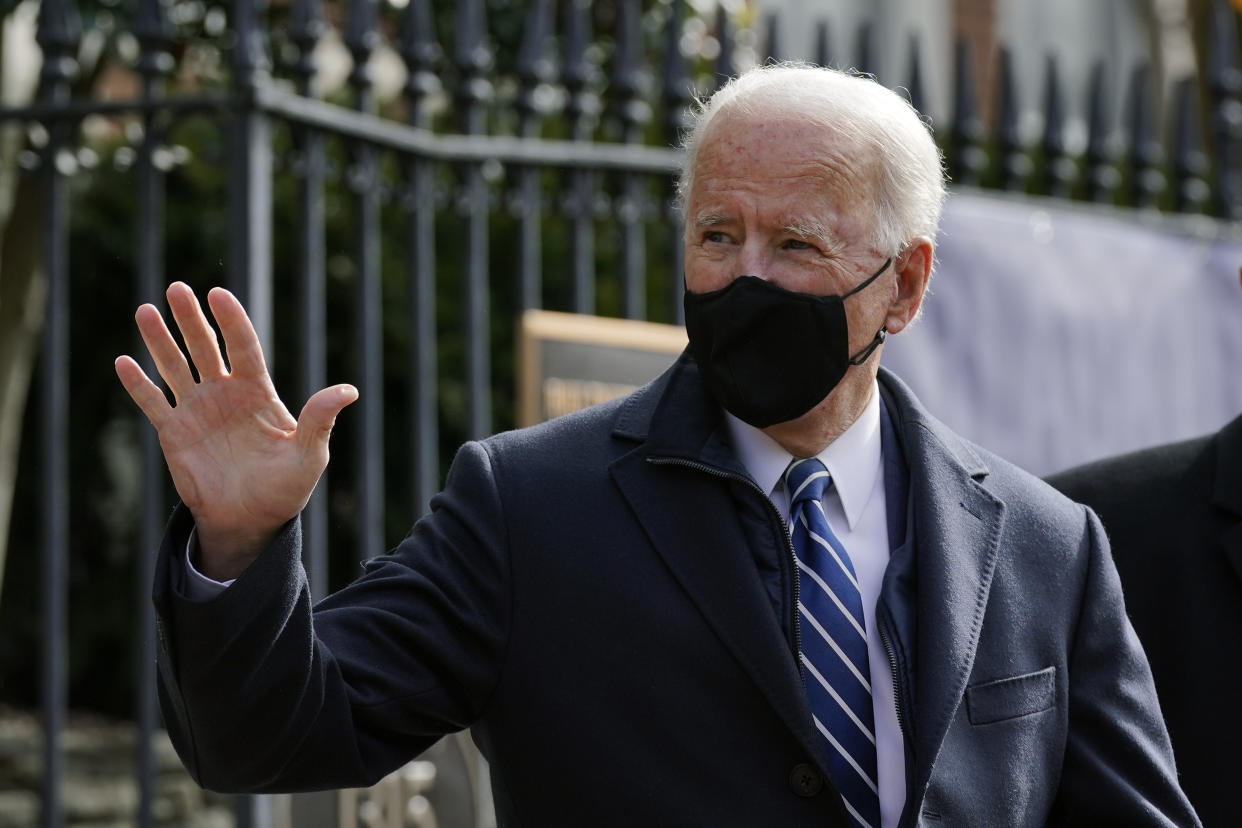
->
[725,381,883,531]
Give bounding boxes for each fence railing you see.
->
[8,0,1242,825]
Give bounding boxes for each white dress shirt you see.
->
[182,529,232,599]
[724,381,905,828]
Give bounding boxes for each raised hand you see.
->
[115,282,357,580]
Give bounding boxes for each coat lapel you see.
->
[609,447,824,764]
[878,370,1006,800]
[1213,414,1242,587]
[608,355,827,768]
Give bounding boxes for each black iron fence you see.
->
[7,0,1242,824]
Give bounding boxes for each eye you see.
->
[703,230,730,244]
[783,238,817,252]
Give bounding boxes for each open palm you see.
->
[115,282,357,579]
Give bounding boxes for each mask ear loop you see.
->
[842,257,893,298]
[843,256,894,365]
[848,326,887,365]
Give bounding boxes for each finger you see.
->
[115,355,173,428]
[134,303,197,399]
[296,385,359,451]
[166,282,228,381]
[207,287,269,379]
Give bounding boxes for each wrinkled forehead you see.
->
[691,109,881,230]
[701,105,877,175]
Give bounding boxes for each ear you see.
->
[884,238,933,335]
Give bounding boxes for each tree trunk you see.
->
[0,0,45,601]
[0,170,45,598]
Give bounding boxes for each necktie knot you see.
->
[785,457,831,508]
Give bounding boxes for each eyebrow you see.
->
[783,219,849,256]
[692,212,730,228]
[782,219,830,243]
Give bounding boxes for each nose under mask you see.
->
[682,258,891,428]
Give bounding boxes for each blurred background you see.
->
[2,0,1242,824]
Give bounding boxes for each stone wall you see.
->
[0,706,232,827]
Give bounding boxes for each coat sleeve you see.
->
[1048,505,1200,827]
[153,440,511,793]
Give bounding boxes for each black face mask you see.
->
[682,258,892,428]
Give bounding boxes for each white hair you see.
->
[677,62,947,257]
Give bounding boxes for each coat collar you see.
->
[875,370,1007,806]
[1213,412,1242,586]
[609,353,831,776]
[610,356,1008,806]
[1213,411,1242,515]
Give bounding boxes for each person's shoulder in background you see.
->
[1045,430,1215,530]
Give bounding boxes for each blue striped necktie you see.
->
[785,457,881,828]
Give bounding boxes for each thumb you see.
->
[297,384,358,450]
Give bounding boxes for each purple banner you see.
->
[883,191,1242,476]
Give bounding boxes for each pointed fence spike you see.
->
[399,0,443,125]
[134,0,174,81]
[714,3,734,89]
[453,0,494,133]
[1040,53,1074,198]
[232,0,271,81]
[514,0,554,133]
[345,0,380,101]
[516,0,555,85]
[36,0,80,87]
[290,0,324,41]
[993,47,1030,191]
[905,33,925,115]
[1207,0,1242,219]
[455,0,488,73]
[661,0,692,324]
[815,20,832,69]
[612,0,642,100]
[289,0,326,94]
[662,0,694,140]
[563,0,596,141]
[855,19,874,77]
[563,0,590,86]
[1172,75,1211,214]
[609,0,650,142]
[1085,61,1120,204]
[1126,62,1165,208]
[764,11,781,63]
[36,0,80,55]
[949,38,986,187]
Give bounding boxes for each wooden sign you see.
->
[518,310,688,427]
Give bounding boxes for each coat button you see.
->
[789,763,823,797]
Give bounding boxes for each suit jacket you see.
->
[1048,414,1242,828]
[153,357,1197,827]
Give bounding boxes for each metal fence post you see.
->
[289,0,329,600]
[345,0,385,566]
[512,0,553,314]
[229,0,274,819]
[35,0,78,824]
[133,0,172,822]
[661,0,692,325]
[562,0,596,317]
[229,0,274,352]
[399,0,442,515]
[611,0,650,321]
[1208,0,1242,219]
[454,0,494,439]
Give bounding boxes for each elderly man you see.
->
[116,64,1196,827]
